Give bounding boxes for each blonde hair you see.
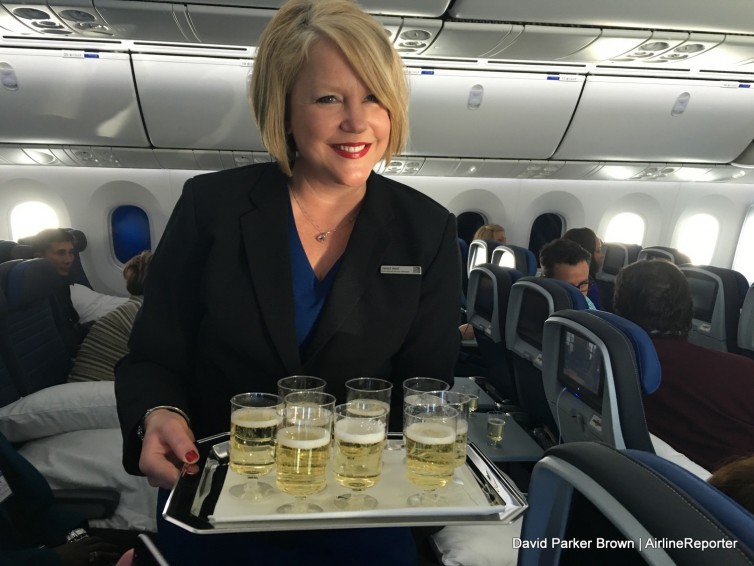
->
[250,0,408,177]
[474,224,506,243]
[123,250,153,296]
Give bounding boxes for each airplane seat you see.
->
[17,228,93,289]
[519,441,754,566]
[542,309,659,451]
[737,283,754,359]
[504,277,589,446]
[0,292,23,407]
[490,244,538,276]
[594,242,642,312]
[0,241,17,264]
[679,265,747,354]
[0,259,73,403]
[458,238,469,317]
[466,238,500,275]
[637,245,692,265]
[465,263,524,404]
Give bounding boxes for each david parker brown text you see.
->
[513,538,739,551]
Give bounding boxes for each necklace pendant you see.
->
[315,232,329,243]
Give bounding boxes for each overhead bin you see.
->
[448,0,754,36]
[404,69,584,159]
[0,47,148,146]
[132,54,262,151]
[184,5,273,47]
[94,0,188,41]
[553,76,754,163]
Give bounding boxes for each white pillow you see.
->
[432,519,523,566]
[0,381,118,442]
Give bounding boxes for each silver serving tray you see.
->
[163,432,527,534]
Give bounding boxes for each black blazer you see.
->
[115,162,461,474]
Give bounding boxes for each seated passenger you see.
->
[473,223,506,244]
[563,227,603,309]
[68,251,153,382]
[614,259,754,472]
[0,430,121,566]
[32,228,128,326]
[708,454,754,513]
[539,237,596,309]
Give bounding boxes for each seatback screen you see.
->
[558,329,603,411]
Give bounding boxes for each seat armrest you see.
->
[52,488,120,520]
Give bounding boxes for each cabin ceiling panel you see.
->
[404,69,583,159]
[422,21,519,60]
[0,48,148,146]
[132,54,261,150]
[448,0,754,36]
[93,0,188,41]
[492,25,600,62]
[553,76,754,163]
[184,5,273,47]
[555,29,650,65]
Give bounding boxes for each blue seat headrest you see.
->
[589,310,661,394]
[2,259,65,310]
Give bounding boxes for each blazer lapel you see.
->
[302,174,394,364]
[240,165,301,374]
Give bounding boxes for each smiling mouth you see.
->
[332,143,371,159]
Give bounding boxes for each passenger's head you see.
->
[123,251,153,296]
[708,455,754,514]
[31,228,75,277]
[539,238,592,296]
[473,224,506,244]
[250,0,408,178]
[613,259,692,337]
[563,227,602,278]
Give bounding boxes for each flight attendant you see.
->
[115,0,461,563]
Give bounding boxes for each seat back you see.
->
[679,265,748,353]
[595,242,642,312]
[490,244,538,276]
[466,238,499,275]
[737,283,754,358]
[465,264,523,402]
[458,238,469,314]
[0,241,17,264]
[0,259,73,401]
[520,442,754,566]
[637,245,691,265]
[542,309,659,451]
[0,291,23,407]
[505,277,588,440]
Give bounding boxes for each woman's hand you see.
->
[139,409,200,489]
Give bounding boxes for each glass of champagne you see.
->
[228,392,283,502]
[345,377,393,431]
[486,411,508,446]
[403,377,451,408]
[403,402,458,507]
[332,401,387,510]
[418,391,473,468]
[277,375,326,398]
[276,391,336,514]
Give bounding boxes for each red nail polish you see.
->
[185,450,199,463]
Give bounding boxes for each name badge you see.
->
[380,265,422,275]
[0,472,12,503]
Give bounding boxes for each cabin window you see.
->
[604,213,644,245]
[675,213,718,266]
[528,213,564,267]
[733,205,754,284]
[457,211,485,244]
[111,205,151,263]
[10,201,59,240]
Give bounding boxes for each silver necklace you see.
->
[289,186,359,243]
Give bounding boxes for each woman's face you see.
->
[287,39,391,190]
